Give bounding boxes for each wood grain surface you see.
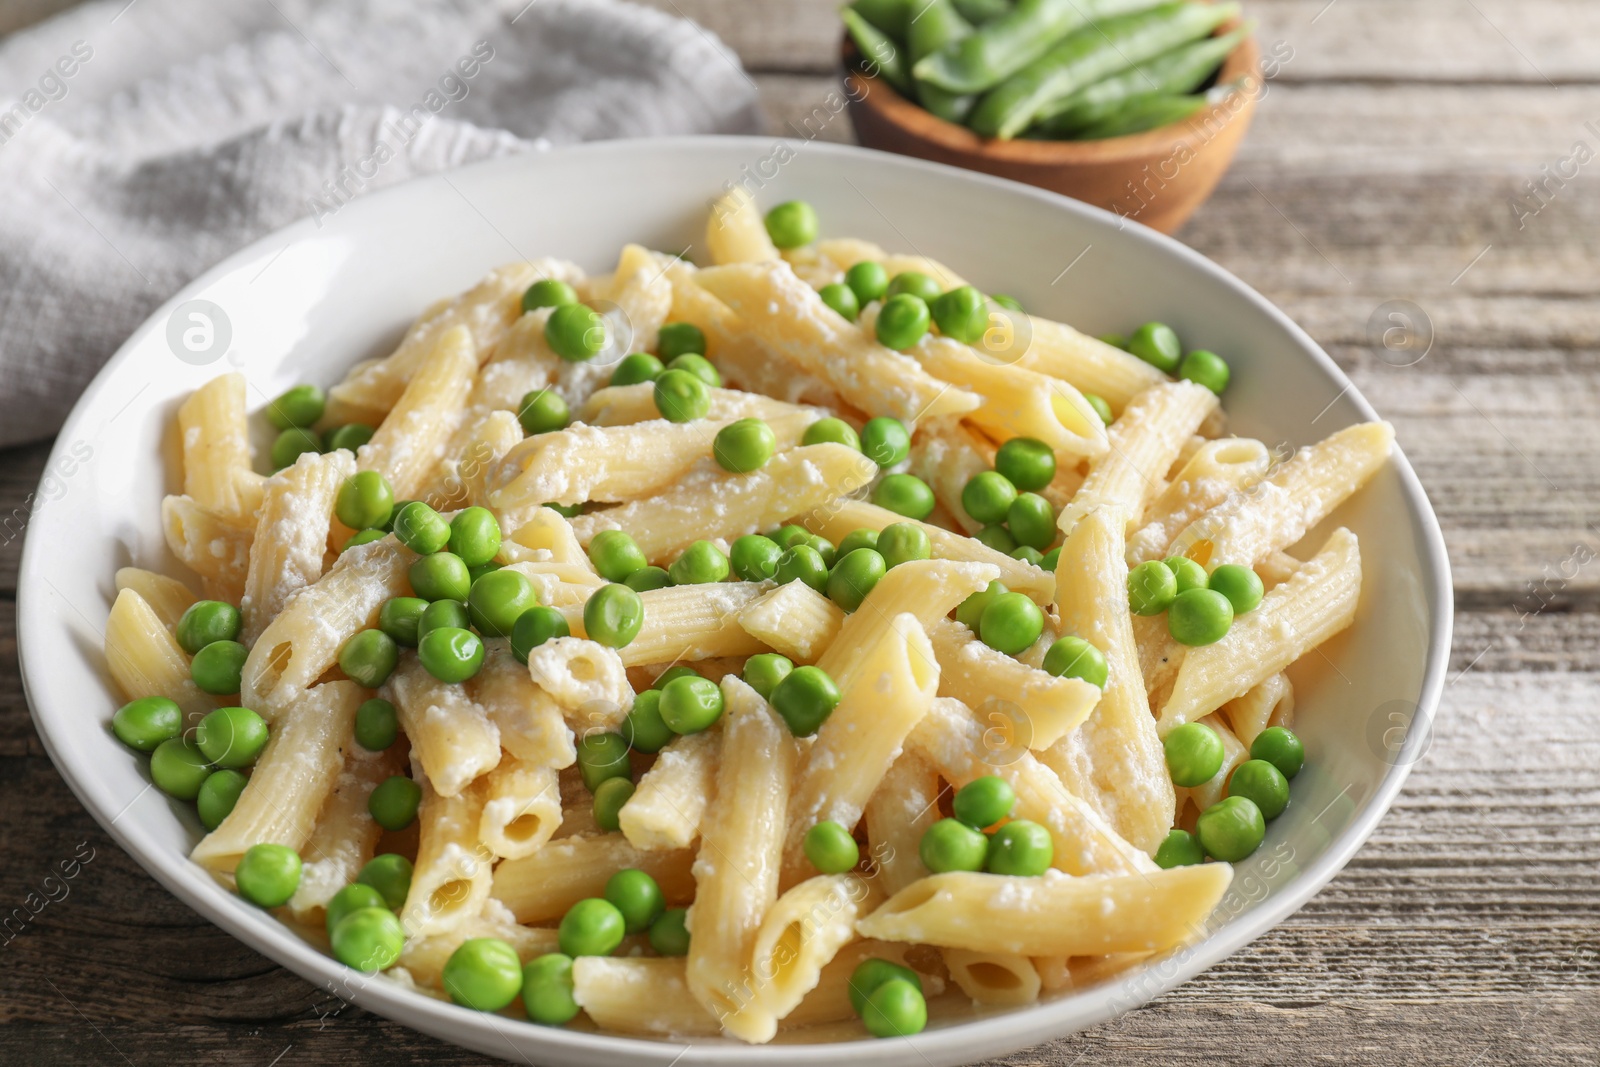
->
[1,0,1597,1064]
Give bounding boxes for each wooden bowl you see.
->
[843,26,1261,234]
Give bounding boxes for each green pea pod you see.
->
[968,0,1241,140]
[1031,24,1250,135]
[921,83,977,122]
[909,0,977,122]
[844,8,915,94]
[852,0,913,38]
[1071,92,1208,139]
[952,0,1013,23]
[914,0,1167,95]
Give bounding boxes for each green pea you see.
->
[875,293,931,350]
[326,883,388,936]
[804,534,838,569]
[504,607,566,665]
[417,626,485,683]
[985,819,1053,876]
[666,353,722,389]
[620,690,673,754]
[522,277,578,312]
[657,322,707,360]
[772,524,812,549]
[775,544,830,592]
[576,732,631,792]
[1041,635,1108,687]
[919,817,988,873]
[804,820,860,874]
[1154,828,1205,868]
[651,666,701,690]
[818,282,861,321]
[994,437,1055,491]
[342,528,386,552]
[653,368,711,423]
[962,470,1016,525]
[409,552,471,602]
[763,200,819,249]
[953,775,1015,829]
[378,596,427,647]
[112,696,183,752]
[974,524,1017,554]
[1228,758,1290,819]
[956,580,1008,630]
[624,565,672,592]
[828,547,886,613]
[443,937,525,1010]
[729,534,782,582]
[886,271,942,304]
[266,384,325,430]
[1250,726,1304,779]
[1011,545,1044,566]
[580,530,642,583]
[546,302,607,362]
[668,540,729,586]
[979,591,1043,655]
[1208,564,1264,615]
[234,843,302,908]
[1007,492,1056,550]
[1163,721,1225,787]
[270,427,323,469]
[335,470,394,531]
[1179,349,1231,394]
[327,423,376,453]
[1196,795,1266,861]
[357,853,413,910]
[593,776,635,833]
[1127,559,1178,615]
[468,569,538,638]
[150,737,211,800]
[872,473,935,519]
[175,600,242,655]
[331,906,406,972]
[860,417,911,468]
[711,418,775,474]
[196,705,269,768]
[1098,332,1129,350]
[1128,321,1182,374]
[447,507,503,568]
[191,639,249,695]
[844,261,889,306]
[659,676,725,735]
[803,416,860,450]
[196,769,248,830]
[742,653,794,701]
[610,352,665,387]
[418,598,471,639]
[1168,588,1234,646]
[604,868,665,934]
[1041,546,1061,570]
[466,559,500,587]
[393,501,450,555]
[990,293,1023,313]
[354,698,398,751]
[836,528,880,559]
[339,628,400,688]
[649,907,690,956]
[849,958,922,1017]
[369,774,422,831]
[559,897,626,957]
[583,583,644,649]
[544,501,583,518]
[931,285,987,344]
[1083,393,1114,425]
[522,953,581,1025]
[1165,555,1209,594]
[770,664,841,737]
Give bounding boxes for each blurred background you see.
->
[0,0,1595,1064]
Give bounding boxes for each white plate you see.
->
[18,137,1451,1066]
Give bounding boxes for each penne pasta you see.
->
[387,656,501,797]
[402,777,492,938]
[177,372,265,520]
[479,757,562,860]
[113,567,196,631]
[620,729,721,852]
[561,582,771,668]
[746,874,882,1030]
[104,588,214,721]
[737,580,845,664]
[491,835,696,924]
[357,324,477,502]
[926,618,1101,751]
[707,186,781,265]
[1127,437,1273,564]
[161,494,252,602]
[240,448,354,645]
[288,744,405,923]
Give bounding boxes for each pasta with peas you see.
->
[103,189,1390,1043]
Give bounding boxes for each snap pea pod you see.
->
[915,0,1166,95]
[853,0,913,38]
[1030,24,1249,135]
[1071,92,1208,139]
[910,0,978,122]
[968,1,1241,139]
[844,8,915,94]
[952,0,1013,23]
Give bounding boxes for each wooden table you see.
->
[2,0,1597,1062]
